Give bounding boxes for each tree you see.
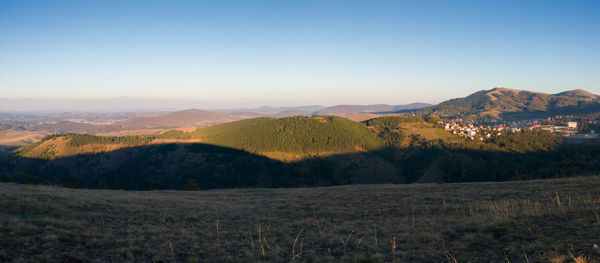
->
[0,175,7,182]
[184,179,199,191]
[27,176,38,185]
[66,176,79,189]
[97,179,107,189]
[145,182,157,190]
[112,179,124,190]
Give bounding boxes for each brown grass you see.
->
[0,130,48,146]
[2,176,600,262]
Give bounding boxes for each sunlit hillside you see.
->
[3,116,599,190]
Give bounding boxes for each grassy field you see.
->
[2,177,600,262]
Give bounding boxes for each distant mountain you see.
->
[316,103,431,115]
[9,109,239,134]
[0,104,430,136]
[117,109,235,129]
[0,111,162,123]
[392,103,434,112]
[216,105,325,115]
[269,109,314,118]
[413,88,600,121]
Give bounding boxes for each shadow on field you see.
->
[1,141,600,190]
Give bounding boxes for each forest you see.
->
[2,116,599,190]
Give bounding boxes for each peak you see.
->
[489,87,515,92]
[555,89,597,97]
[178,109,211,112]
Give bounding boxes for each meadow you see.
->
[2,176,600,262]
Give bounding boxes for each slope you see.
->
[117,109,234,129]
[412,88,600,121]
[316,103,431,115]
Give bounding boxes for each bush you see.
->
[66,176,79,189]
[112,179,124,190]
[184,179,199,191]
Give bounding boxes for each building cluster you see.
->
[439,120,524,140]
[438,118,574,140]
[539,121,578,135]
[434,111,600,141]
[437,114,600,141]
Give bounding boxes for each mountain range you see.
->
[412,88,600,121]
[1,88,599,140]
[0,103,432,135]
[4,114,597,190]
[314,103,432,115]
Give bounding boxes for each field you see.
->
[2,176,600,262]
[397,122,460,142]
[0,130,48,146]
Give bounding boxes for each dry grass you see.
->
[398,122,460,142]
[0,130,48,146]
[2,176,600,262]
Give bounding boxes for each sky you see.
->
[0,0,599,110]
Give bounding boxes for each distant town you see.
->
[439,115,600,141]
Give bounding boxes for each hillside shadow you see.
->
[1,143,297,190]
[2,141,600,190]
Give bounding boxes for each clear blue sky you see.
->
[0,0,599,108]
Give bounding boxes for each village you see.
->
[438,115,600,141]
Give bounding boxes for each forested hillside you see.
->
[17,116,387,158]
[3,116,600,190]
[195,116,386,153]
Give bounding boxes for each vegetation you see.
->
[193,116,386,153]
[364,116,444,146]
[184,179,199,191]
[66,133,151,147]
[412,88,600,121]
[2,176,600,262]
[15,134,61,156]
[3,116,600,190]
[65,176,78,189]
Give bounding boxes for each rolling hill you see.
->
[315,103,431,115]
[16,116,388,159]
[412,88,600,121]
[116,109,235,129]
[4,115,598,190]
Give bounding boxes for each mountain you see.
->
[269,109,314,118]
[116,109,235,129]
[392,103,434,112]
[4,115,592,190]
[316,103,431,115]
[8,116,395,188]
[412,88,600,121]
[0,111,162,123]
[15,116,388,160]
[190,116,386,154]
[216,105,325,115]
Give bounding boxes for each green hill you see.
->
[16,116,387,159]
[192,116,386,153]
[412,88,600,121]
[3,115,600,190]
